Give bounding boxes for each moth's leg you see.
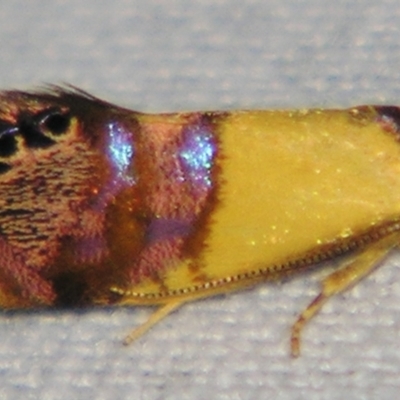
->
[123,300,185,345]
[291,232,400,357]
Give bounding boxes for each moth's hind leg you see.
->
[123,300,185,345]
[291,232,400,357]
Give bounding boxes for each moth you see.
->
[0,86,399,356]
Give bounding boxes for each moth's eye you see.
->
[0,121,18,158]
[39,109,71,136]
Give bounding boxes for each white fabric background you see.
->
[1,1,400,399]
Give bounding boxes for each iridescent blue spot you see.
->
[107,122,135,186]
[179,125,216,190]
